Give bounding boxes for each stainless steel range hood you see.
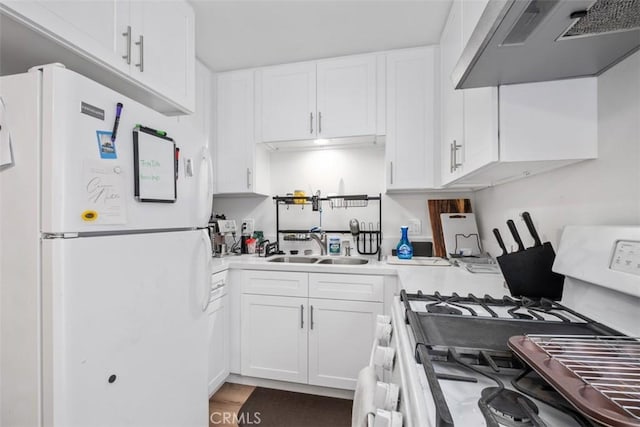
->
[452,0,640,89]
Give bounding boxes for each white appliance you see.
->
[0,64,214,427]
[358,225,639,426]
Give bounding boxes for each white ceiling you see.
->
[190,0,452,72]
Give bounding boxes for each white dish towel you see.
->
[351,365,378,427]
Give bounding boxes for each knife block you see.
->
[496,242,565,300]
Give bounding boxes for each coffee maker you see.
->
[207,215,236,257]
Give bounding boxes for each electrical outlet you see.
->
[408,219,421,235]
[242,218,255,236]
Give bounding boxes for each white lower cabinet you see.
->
[308,298,382,389]
[241,295,308,383]
[240,271,384,390]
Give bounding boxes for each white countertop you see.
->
[210,254,510,298]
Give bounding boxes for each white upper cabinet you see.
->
[0,0,195,114]
[2,0,131,74]
[214,70,270,196]
[439,0,465,185]
[257,54,378,143]
[385,47,437,191]
[439,0,596,187]
[130,1,195,112]
[316,55,377,139]
[257,62,317,142]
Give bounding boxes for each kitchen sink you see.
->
[267,256,320,263]
[266,256,369,265]
[316,258,369,265]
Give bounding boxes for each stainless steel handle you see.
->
[135,35,144,72]
[300,305,304,329]
[310,305,314,330]
[390,161,394,185]
[122,26,131,65]
[453,140,462,170]
[450,143,454,173]
[310,112,313,134]
[246,168,252,189]
[318,112,322,134]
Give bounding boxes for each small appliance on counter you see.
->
[208,215,237,257]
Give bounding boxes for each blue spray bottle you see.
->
[396,226,413,259]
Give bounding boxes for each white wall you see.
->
[474,51,640,256]
[212,146,472,254]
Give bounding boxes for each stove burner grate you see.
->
[426,304,463,315]
[481,387,540,427]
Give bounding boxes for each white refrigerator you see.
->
[0,64,214,427]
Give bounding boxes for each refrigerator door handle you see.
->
[197,146,214,226]
[200,230,214,312]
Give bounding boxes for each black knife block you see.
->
[496,242,564,300]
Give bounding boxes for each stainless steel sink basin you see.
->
[267,256,320,264]
[266,256,369,265]
[316,258,369,265]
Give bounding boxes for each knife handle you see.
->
[493,228,508,256]
[522,211,542,247]
[507,219,525,252]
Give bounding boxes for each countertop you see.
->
[210,254,509,298]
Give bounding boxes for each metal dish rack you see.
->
[272,194,382,255]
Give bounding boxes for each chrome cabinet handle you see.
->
[318,112,322,134]
[135,35,144,72]
[246,168,252,189]
[300,305,304,329]
[390,161,394,185]
[453,140,462,170]
[122,26,131,65]
[310,112,313,134]
[450,143,454,173]
[310,305,314,330]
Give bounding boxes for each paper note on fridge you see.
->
[0,96,14,169]
[83,160,127,224]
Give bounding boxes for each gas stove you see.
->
[399,290,623,427]
[357,226,639,427]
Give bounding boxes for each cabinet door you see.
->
[131,0,195,112]
[308,299,383,390]
[440,0,465,185]
[215,70,255,194]
[3,0,131,74]
[241,295,308,384]
[316,55,376,139]
[461,88,499,176]
[385,47,437,190]
[178,60,211,142]
[258,62,317,142]
[207,295,229,396]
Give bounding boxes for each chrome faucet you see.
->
[309,232,327,255]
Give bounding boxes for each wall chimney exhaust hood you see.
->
[452,0,640,89]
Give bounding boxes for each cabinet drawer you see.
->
[309,273,383,302]
[242,270,308,297]
[210,270,228,301]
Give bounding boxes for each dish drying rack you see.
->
[272,194,382,255]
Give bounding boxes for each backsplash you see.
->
[212,146,473,254]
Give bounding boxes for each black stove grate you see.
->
[400,289,623,427]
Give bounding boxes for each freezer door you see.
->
[39,65,213,234]
[42,230,210,427]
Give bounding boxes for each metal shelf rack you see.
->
[272,194,382,254]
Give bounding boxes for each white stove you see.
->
[357,226,640,427]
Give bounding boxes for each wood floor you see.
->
[209,383,256,427]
